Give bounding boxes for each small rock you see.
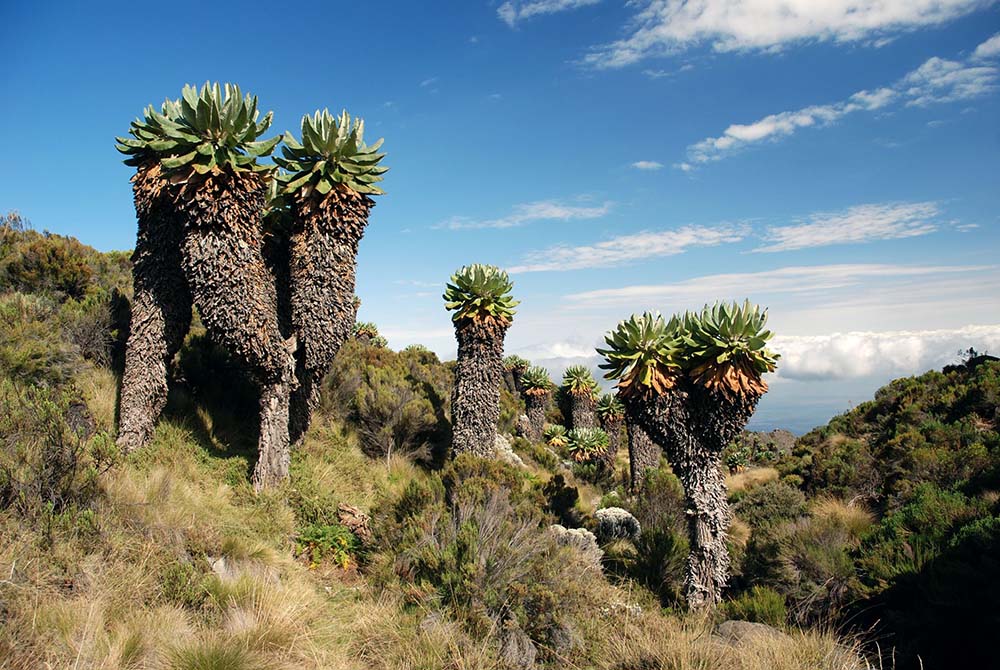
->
[595,507,641,543]
[715,620,788,645]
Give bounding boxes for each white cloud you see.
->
[773,325,1000,381]
[584,0,994,68]
[631,160,664,170]
[902,56,998,105]
[498,0,601,27]
[509,223,748,272]
[679,42,998,167]
[436,199,611,231]
[973,32,1000,59]
[566,263,988,307]
[753,202,940,252]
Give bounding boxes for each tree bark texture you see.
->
[524,391,549,442]
[570,392,596,429]
[287,187,373,446]
[451,318,509,458]
[626,418,659,492]
[172,171,296,492]
[624,383,761,610]
[599,414,623,467]
[117,164,192,453]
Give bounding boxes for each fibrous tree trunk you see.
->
[599,414,623,468]
[626,417,659,492]
[172,170,296,492]
[524,390,550,442]
[451,318,509,457]
[570,392,596,429]
[624,384,761,610]
[287,186,373,446]
[117,164,192,453]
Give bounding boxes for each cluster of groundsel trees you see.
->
[599,302,779,609]
[437,264,779,613]
[115,82,386,491]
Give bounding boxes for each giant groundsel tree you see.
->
[443,264,518,457]
[562,365,599,429]
[117,83,294,492]
[520,365,553,441]
[273,109,387,445]
[115,101,193,453]
[599,302,779,610]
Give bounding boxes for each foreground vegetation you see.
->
[3,216,997,668]
[0,214,872,669]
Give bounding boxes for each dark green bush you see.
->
[374,456,599,662]
[722,585,787,627]
[731,480,808,530]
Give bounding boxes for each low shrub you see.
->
[722,585,787,627]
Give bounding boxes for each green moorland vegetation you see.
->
[3,212,999,668]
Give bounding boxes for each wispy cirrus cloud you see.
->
[676,35,999,169]
[631,160,664,170]
[753,202,940,253]
[566,263,990,306]
[584,0,995,68]
[509,223,748,272]
[498,0,601,27]
[435,199,611,231]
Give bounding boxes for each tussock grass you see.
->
[727,466,779,493]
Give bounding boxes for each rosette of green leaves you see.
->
[521,366,553,394]
[567,427,609,463]
[116,82,279,175]
[681,300,779,375]
[353,321,380,339]
[598,312,684,396]
[443,264,519,324]
[543,424,568,449]
[504,355,530,372]
[275,109,387,197]
[562,365,599,397]
[596,393,625,421]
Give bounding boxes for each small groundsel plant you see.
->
[296,522,359,569]
[567,427,609,463]
[543,424,569,449]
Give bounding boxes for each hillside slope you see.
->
[2,215,977,669]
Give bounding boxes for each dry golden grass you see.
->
[727,466,779,493]
[0,393,874,670]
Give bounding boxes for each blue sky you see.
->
[2,1,999,432]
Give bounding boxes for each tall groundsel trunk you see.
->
[626,385,761,610]
[288,185,373,446]
[451,317,509,457]
[173,170,296,492]
[571,392,597,429]
[117,164,192,452]
[524,390,549,442]
[599,414,623,468]
[626,417,659,491]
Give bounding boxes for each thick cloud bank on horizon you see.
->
[772,324,1000,381]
